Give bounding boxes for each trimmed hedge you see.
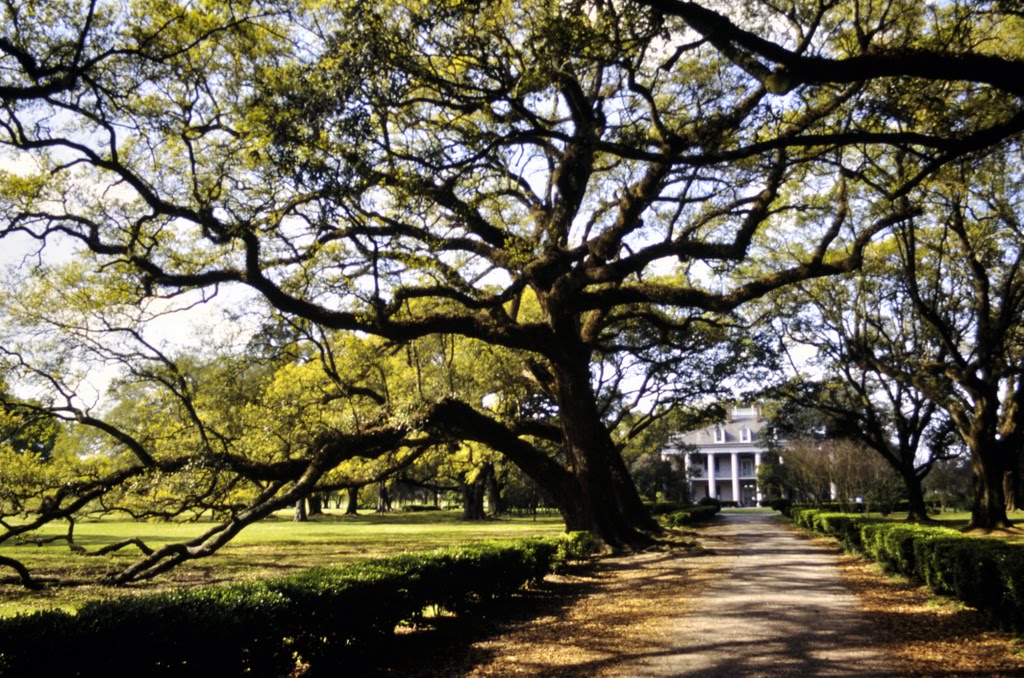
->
[663,504,720,527]
[646,501,691,516]
[789,510,1024,632]
[0,536,588,677]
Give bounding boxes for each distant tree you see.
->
[771,437,902,510]
[767,372,951,521]
[924,455,974,513]
[755,452,788,502]
[628,452,672,502]
[840,158,1024,529]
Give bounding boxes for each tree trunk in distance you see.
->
[376,482,391,513]
[293,498,307,522]
[307,493,323,516]
[345,486,359,515]
[1004,471,1017,513]
[485,463,503,517]
[462,468,488,521]
[901,468,931,523]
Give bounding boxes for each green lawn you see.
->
[836,508,1024,544]
[0,509,567,617]
[929,509,1024,539]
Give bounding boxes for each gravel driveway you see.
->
[631,512,894,676]
[417,510,1023,677]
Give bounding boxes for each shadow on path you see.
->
[630,513,896,677]
[376,513,908,677]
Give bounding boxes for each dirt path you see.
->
[625,512,892,676]
[415,512,1024,677]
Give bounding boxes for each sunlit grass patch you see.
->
[0,510,566,617]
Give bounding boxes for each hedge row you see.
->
[646,501,691,516]
[789,509,1024,631]
[0,535,590,677]
[663,504,721,527]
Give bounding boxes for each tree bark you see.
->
[0,555,41,590]
[375,482,391,513]
[427,394,657,548]
[1004,470,1017,513]
[970,443,1012,529]
[462,467,488,521]
[307,493,323,516]
[485,463,503,516]
[293,498,307,522]
[345,486,360,515]
[550,352,660,546]
[901,467,931,523]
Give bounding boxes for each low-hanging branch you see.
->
[0,555,40,590]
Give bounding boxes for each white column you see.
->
[683,453,693,498]
[731,452,740,506]
[707,452,716,500]
[754,452,763,504]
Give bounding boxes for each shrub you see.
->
[789,508,820,531]
[645,501,690,516]
[913,536,1024,631]
[698,496,722,509]
[789,513,1024,633]
[810,512,879,553]
[0,536,572,676]
[556,531,595,565]
[663,505,720,527]
[859,523,960,576]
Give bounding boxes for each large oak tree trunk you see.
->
[969,438,1012,529]
[551,353,660,547]
[426,390,657,548]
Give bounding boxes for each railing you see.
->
[688,469,759,480]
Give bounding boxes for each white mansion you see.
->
[662,405,770,506]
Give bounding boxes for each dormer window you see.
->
[713,425,725,443]
[740,426,752,442]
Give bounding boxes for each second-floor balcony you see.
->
[689,465,758,480]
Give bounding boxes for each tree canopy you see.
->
[2,0,1024,583]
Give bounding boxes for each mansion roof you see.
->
[669,406,769,451]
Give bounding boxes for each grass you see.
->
[0,509,567,617]
[926,510,1024,542]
